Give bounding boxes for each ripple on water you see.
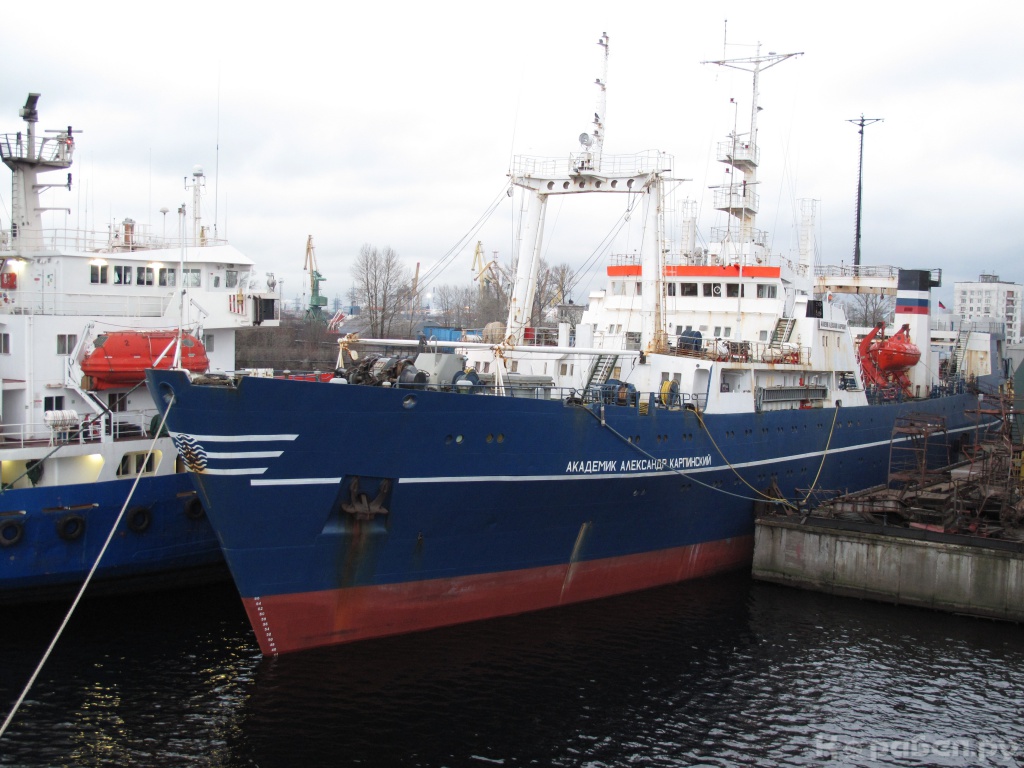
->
[2,574,1023,767]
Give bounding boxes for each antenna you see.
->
[703,46,802,257]
[847,114,883,268]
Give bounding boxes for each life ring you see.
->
[127,506,152,533]
[0,519,23,547]
[57,513,85,541]
[185,497,205,520]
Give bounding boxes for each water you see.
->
[1,573,1022,767]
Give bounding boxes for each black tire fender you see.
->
[127,506,152,533]
[0,519,23,547]
[57,513,85,542]
[185,497,205,520]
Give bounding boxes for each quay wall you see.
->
[753,518,1024,622]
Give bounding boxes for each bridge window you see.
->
[113,265,133,285]
[703,283,722,297]
[0,333,8,354]
[681,283,698,296]
[136,266,154,286]
[90,264,108,284]
[726,284,743,298]
[159,268,176,287]
[756,284,777,298]
[667,283,677,297]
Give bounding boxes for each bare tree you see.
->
[351,244,410,338]
[473,258,514,326]
[433,284,476,328]
[840,293,895,327]
[529,260,577,325]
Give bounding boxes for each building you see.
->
[953,274,1023,343]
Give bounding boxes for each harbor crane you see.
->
[303,235,328,323]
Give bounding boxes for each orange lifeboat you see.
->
[869,326,921,373]
[81,331,209,390]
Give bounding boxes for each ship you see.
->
[0,93,280,602]
[146,38,999,655]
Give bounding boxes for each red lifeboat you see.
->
[871,333,921,372]
[81,331,209,390]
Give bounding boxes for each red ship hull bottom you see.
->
[240,535,754,655]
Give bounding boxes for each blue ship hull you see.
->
[147,369,987,654]
[0,472,225,604]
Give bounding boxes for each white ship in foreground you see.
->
[1,93,279,601]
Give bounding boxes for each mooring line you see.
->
[0,395,175,740]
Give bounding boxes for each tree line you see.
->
[236,243,578,371]
[349,243,578,337]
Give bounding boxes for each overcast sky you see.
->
[3,0,1022,308]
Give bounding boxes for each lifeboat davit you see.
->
[81,331,209,390]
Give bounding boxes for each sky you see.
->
[3,0,1022,310]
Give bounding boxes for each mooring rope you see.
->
[585,396,843,511]
[583,402,793,506]
[0,394,175,740]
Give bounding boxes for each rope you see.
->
[584,396,843,511]
[690,407,797,510]
[798,403,841,506]
[0,394,175,740]
[583,402,789,505]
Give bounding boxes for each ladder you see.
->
[950,328,970,376]
[585,354,618,390]
[769,317,795,346]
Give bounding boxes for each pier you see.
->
[753,379,1024,622]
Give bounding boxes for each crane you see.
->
[303,235,328,323]
[471,240,497,296]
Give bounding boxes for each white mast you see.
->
[505,33,610,345]
[703,46,802,264]
[1,94,75,253]
[505,34,671,353]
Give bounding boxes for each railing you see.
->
[670,337,809,366]
[0,290,172,317]
[717,139,759,167]
[0,411,159,449]
[814,264,900,279]
[0,225,229,254]
[709,225,768,247]
[712,188,759,212]
[0,131,73,165]
[511,150,672,180]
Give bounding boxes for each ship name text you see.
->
[565,454,713,474]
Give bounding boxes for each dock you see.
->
[753,389,1024,622]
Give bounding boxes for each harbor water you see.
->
[1,572,1022,767]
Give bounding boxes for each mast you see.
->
[506,34,671,353]
[847,114,883,268]
[1,94,75,253]
[703,47,801,264]
[185,165,205,245]
[506,33,610,344]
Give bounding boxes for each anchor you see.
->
[341,477,391,520]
